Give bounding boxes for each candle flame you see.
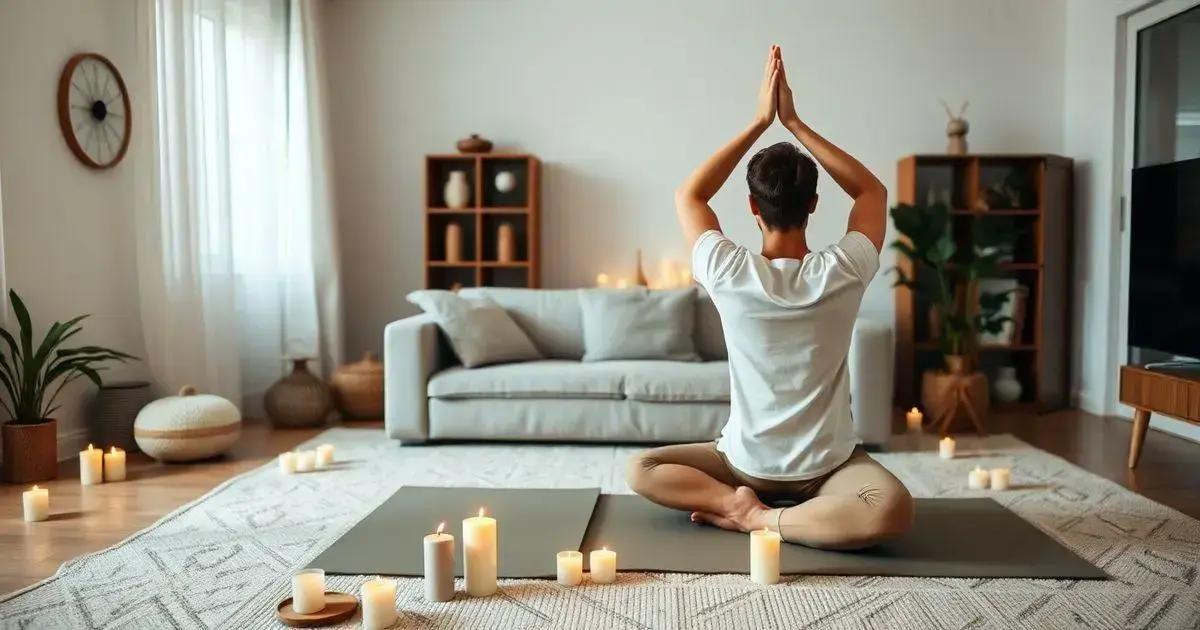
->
[478,507,485,518]
[110,446,118,454]
[87,443,94,451]
[602,546,607,552]
[31,485,39,491]
[909,407,918,414]
[436,522,445,535]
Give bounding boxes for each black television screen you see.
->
[1129,157,1200,359]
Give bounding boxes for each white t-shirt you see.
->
[692,229,879,481]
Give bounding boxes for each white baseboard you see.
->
[56,428,90,462]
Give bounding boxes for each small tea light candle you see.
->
[424,522,455,602]
[596,273,610,288]
[291,568,325,615]
[360,577,397,629]
[938,437,956,460]
[589,547,617,584]
[295,450,316,473]
[278,452,298,474]
[905,407,923,433]
[968,466,990,490]
[750,528,782,585]
[990,467,1011,491]
[315,444,335,468]
[463,508,498,597]
[103,447,126,482]
[614,277,630,289]
[79,444,103,485]
[556,550,583,586]
[22,485,49,522]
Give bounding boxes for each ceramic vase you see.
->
[993,367,1023,404]
[444,171,470,209]
[497,222,515,262]
[494,170,517,193]
[331,352,385,419]
[1,420,58,483]
[445,223,463,262]
[264,358,332,428]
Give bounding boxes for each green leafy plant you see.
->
[0,290,137,425]
[890,202,1018,368]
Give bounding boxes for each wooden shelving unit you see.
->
[894,154,1073,412]
[424,153,541,290]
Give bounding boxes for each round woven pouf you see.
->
[134,386,242,462]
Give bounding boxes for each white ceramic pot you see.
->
[993,367,1022,404]
[134,386,242,462]
[444,171,470,209]
[494,170,517,193]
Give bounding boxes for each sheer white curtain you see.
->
[136,0,341,412]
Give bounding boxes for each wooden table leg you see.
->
[1128,408,1151,469]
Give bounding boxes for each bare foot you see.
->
[690,486,771,533]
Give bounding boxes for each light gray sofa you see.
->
[384,287,893,446]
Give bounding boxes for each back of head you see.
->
[746,142,818,231]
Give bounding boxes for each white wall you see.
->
[0,0,148,456]
[320,0,1068,357]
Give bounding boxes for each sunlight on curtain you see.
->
[139,0,341,413]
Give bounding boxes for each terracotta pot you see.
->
[264,358,332,428]
[331,352,385,420]
[921,370,989,435]
[2,419,59,484]
[455,133,493,154]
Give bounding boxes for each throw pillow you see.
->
[577,287,700,362]
[406,290,543,368]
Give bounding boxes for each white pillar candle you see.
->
[295,450,316,472]
[990,467,1011,491]
[79,444,103,485]
[463,508,498,597]
[556,550,583,586]
[589,547,617,584]
[278,452,298,474]
[905,407,923,433]
[938,437,956,460]
[291,568,325,614]
[22,485,49,522]
[360,577,397,629]
[424,522,455,602]
[968,466,990,490]
[749,529,782,585]
[103,447,127,482]
[315,444,334,468]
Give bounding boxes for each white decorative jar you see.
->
[444,171,470,209]
[993,367,1022,404]
[134,386,242,462]
[494,170,517,193]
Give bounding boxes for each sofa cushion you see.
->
[694,289,727,360]
[428,360,625,400]
[622,360,730,402]
[406,290,543,368]
[578,288,700,362]
[459,288,584,360]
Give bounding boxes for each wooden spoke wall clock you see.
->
[57,53,131,170]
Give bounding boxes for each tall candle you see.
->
[295,450,316,473]
[424,522,455,602]
[315,444,335,468]
[291,568,325,614]
[556,550,583,586]
[905,407,923,433]
[103,447,127,482]
[990,467,1011,491]
[22,485,49,522]
[463,508,497,597]
[278,452,298,474]
[589,547,617,584]
[938,437,956,460]
[79,444,103,485]
[750,529,781,585]
[968,466,990,490]
[360,577,397,629]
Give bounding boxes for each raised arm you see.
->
[776,53,887,251]
[675,46,780,249]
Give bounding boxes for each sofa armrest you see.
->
[849,318,894,447]
[384,314,451,442]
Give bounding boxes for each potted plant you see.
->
[890,203,1016,431]
[1,290,136,483]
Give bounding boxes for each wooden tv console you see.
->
[1119,365,1200,468]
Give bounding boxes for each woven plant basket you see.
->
[2,419,58,484]
[88,381,152,452]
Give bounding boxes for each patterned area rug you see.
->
[1,429,1197,629]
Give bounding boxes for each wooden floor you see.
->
[1,411,1198,595]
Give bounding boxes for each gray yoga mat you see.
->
[579,495,1107,579]
[311,487,600,578]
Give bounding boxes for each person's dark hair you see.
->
[746,142,818,231]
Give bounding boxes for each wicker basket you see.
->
[2,420,58,483]
[88,381,152,452]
